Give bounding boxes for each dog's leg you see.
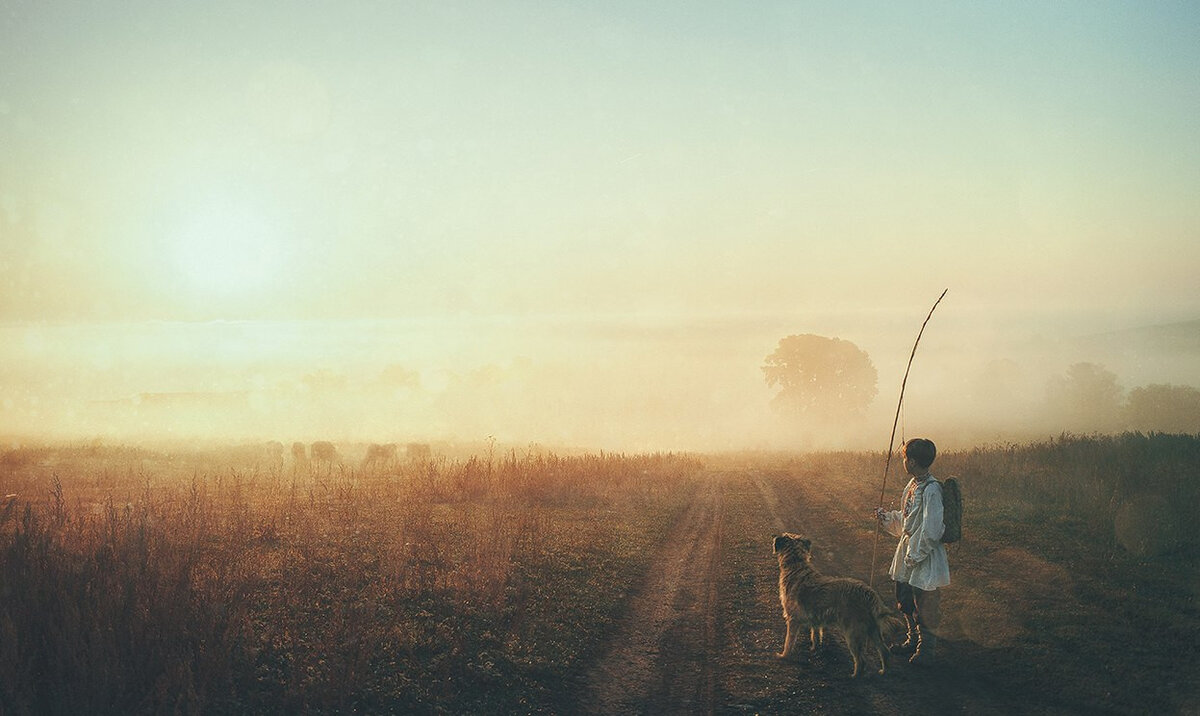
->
[847,634,865,678]
[777,615,796,658]
[809,625,824,651]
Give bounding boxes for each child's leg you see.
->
[910,587,941,665]
[892,582,918,653]
[913,587,941,629]
[895,582,916,616]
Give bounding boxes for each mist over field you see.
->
[3,3,1199,453]
[3,307,1196,452]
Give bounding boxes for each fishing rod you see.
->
[869,288,948,586]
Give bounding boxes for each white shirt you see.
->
[880,476,951,590]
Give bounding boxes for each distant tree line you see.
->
[1046,362,1200,434]
[764,336,1200,436]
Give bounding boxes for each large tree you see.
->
[762,334,878,418]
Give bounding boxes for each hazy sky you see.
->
[2,2,1198,449]
[5,0,1199,322]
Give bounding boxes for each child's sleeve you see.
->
[879,509,903,537]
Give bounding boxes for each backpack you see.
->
[937,477,963,544]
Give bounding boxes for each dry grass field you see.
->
[1,433,1198,714]
[0,444,701,714]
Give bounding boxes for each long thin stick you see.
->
[869,288,948,585]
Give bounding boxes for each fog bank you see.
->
[3,307,1196,453]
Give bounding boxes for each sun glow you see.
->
[167,196,287,298]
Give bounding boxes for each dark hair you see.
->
[903,438,936,469]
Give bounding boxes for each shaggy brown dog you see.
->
[774,533,894,677]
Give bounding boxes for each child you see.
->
[874,437,950,665]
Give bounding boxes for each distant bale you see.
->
[265,441,285,464]
[362,443,399,472]
[311,441,338,465]
[406,443,432,462]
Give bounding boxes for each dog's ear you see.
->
[773,535,786,553]
[800,537,812,551]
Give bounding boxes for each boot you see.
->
[909,625,937,666]
[890,614,917,656]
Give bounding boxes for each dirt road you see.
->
[582,473,724,715]
[579,469,1091,715]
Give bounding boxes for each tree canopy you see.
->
[1123,384,1200,434]
[762,334,878,419]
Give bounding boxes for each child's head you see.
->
[902,438,937,470]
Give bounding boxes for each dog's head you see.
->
[773,533,813,562]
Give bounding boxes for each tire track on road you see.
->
[751,471,786,534]
[582,472,724,715]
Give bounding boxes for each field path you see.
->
[582,472,725,715]
[579,467,1098,715]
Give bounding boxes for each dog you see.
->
[773,533,895,677]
